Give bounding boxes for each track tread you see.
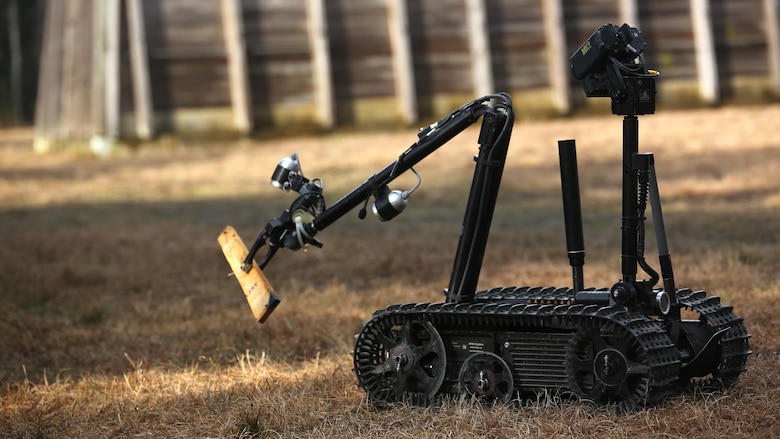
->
[675,289,751,388]
[354,285,689,410]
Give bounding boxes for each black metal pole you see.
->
[621,115,640,285]
[558,139,586,292]
[648,157,678,310]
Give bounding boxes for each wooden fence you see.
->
[33,0,780,150]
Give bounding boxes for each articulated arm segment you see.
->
[242,94,513,271]
[312,96,502,231]
[446,101,514,303]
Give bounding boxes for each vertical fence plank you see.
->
[691,0,719,104]
[91,0,106,138]
[8,0,23,123]
[619,0,639,27]
[34,0,64,151]
[105,0,121,140]
[127,0,154,139]
[307,0,335,128]
[60,1,80,138]
[466,0,494,98]
[387,0,417,125]
[221,0,253,134]
[766,0,780,95]
[542,0,571,114]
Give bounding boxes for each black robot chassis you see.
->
[221,23,750,412]
[353,287,749,412]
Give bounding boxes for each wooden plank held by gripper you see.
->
[218,225,280,323]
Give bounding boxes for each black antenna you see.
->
[558,139,586,293]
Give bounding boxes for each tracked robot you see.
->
[219,23,750,412]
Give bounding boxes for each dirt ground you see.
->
[1,104,779,437]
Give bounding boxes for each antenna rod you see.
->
[558,139,586,292]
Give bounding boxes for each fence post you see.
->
[466,0,494,98]
[387,0,417,125]
[221,0,253,134]
[34,1,61,151]
[91,0,106,139]
[766,0,780,95]
[8,0,23,123]
[691,0,719,104]
[307,0,335,128]
[105,0,121,140]
[618,0,640,27]
[127,0,154,140]
[61,2,85,139]
[542,0,571,114]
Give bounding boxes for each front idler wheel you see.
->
[353,315,446,406]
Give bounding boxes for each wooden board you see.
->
[218,225,280,323]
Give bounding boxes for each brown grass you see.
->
[1,105,780,438]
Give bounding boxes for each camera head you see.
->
[570,23,656,115]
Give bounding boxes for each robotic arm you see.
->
[243,93,513,268]
[230,93,514,321]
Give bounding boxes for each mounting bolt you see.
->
[610,281,636,305]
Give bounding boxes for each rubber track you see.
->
[675,288,751,387]
[356,286,681,406]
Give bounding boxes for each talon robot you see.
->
[220,23,750,412]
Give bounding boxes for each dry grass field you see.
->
[1,104,780,438]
